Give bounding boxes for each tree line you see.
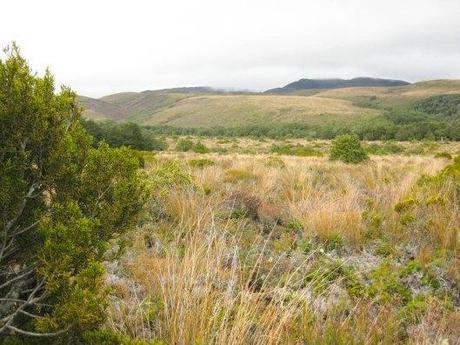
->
[81,119,167,151]
[145,101,460,141]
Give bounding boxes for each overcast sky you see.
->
[2,0,460,97]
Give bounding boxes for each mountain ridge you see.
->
[265,77,410,93]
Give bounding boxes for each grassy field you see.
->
[140,94,381,127]
[104,140,460,344]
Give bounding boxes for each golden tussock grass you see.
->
[106,150,459,344]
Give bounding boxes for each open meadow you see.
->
[103,140,460,344]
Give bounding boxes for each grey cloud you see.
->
[3,0,459,96]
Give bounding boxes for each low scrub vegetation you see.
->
[270,143,322,157]
[104,152,459,344]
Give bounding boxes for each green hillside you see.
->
[79,80,460,128]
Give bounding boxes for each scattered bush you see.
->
[151,160,193,189]
[192,141,209,153]
[330,135,369,163]
[175,138,194,152]
[209,146,229,154]
[265,156,286,168]
[270,144,322,156]
[365,142,405,155]
[189,158,215,168]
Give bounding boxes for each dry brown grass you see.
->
[106,150,460,344]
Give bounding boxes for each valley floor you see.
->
[105,143,460,344]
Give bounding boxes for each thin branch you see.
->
[0,279,44,334]
[10,220,39,237]
[18,309,44,319]
[0,266,35,290]
[7,324,68,337]
[4,183,40,233]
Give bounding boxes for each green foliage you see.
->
[414,94,460,116]
[399,213,415,225]
[145,96,460,141]
[175,139,209,153]
[434,151,452,159]
[81,119,167,151]
[0,44,148,340]
[175,138,194,152]
[151,160,193,189]
[188,158,215,169]
[83,329,164,345]
[366,261,411,304]
[364,141,404,155]
[398,295,428,324]
[305,258,364,297]
[375,241,396,257]
[209,146,228,154]
[394,198,417,213]
[329,135,369,163]
[323,233,344,251]
[270,144,322,156]
[191,141,209,153]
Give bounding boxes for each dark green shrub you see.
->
[330,135,369,163]
[175,139,194,152]
[192,141,209,153]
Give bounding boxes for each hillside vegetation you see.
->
[79,80,460,138]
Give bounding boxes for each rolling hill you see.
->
[264,77,410,94]
[79,79,460,128]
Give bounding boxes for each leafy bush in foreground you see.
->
[330,135,369,163]
[0,45,148,342]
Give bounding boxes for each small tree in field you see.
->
[0,44,148,342]
[330,134,368,163]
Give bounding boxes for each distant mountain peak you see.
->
[265,77,410,93]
